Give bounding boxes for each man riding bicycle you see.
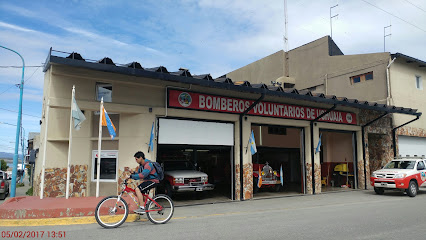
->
[130,151,160,214]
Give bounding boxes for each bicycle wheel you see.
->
[146,194,174,224]
[95,196,129,228]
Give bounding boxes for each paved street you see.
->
[2,189,426,240]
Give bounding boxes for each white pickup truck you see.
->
[370,157,426,197]
[161,160,214,198]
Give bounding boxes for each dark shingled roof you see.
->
[43,49,421,117]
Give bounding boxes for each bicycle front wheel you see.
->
[95,196,129,228]
[146,194,174,224]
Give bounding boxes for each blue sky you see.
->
[1,0,425,153]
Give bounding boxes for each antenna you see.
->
[330,4,339,39]
[384,24,392,52]
[284,0,289,77]
[284,0,288,52]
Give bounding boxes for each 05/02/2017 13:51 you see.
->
[1,231,66,238]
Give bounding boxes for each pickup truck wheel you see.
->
[0,193,5,200]
[406,180,418,197]
[164,183,173,198]
[374,187,384,195]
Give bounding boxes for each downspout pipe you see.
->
[310,104,336,194]
[386,57,396,106]
[361,112,388,189]
[239,92,265,200]
[392,115,421,157]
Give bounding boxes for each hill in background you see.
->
[0,152,23,160]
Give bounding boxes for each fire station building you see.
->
[34,48,421,203]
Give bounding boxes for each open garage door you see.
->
[398,136,426,157]
[251,125,305,198]
[157,118,234,205]
[320,130,357,192]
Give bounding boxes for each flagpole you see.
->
[40,99,50,199]
[96,98,103,197]
[66,86,75,199]
[246,130,252,154]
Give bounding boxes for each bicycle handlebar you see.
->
[123,178,131,186]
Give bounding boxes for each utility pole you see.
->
[384,25,392,52]
[330,4,339,39]
[20,125,25,183]
[0,45,25,197]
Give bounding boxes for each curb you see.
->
[0,214,145,227]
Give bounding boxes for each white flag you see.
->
[72,96,86,130]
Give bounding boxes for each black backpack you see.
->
[151,162,164,181]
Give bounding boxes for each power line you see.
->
[402,0,426,13]
[361,0,426,33]
[0,107,40,118]
[0,121,17,127]
[0,65,41,96]
[21,65,41,84]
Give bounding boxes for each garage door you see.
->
[158,118,234,146]
[398,136,426,156]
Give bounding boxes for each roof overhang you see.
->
[43,49,421,118]
[391,53,426,68]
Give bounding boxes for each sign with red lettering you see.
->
[168,89,357,125]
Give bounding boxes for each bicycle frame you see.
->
[116,179,164,213]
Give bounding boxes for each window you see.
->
[365,72,373,80]
[350,72,373,85]
[416,76,422,90]
[384,160,415,169]
[92,150,118,182]
[353,76,360,83]
[96,83,112,102]
[417,161,425,170]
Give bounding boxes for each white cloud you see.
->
[0,21,35,32]
[63,27,129,47]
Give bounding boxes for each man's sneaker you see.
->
[133,207,145,214]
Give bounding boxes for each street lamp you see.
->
[0,45,25,197]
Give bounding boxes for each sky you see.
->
[0,0,425,153]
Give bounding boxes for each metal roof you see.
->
[391,53,426,68]
[43,49,421,117]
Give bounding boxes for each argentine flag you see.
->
[148,122,155,152]
[315,133,322,154]
[102,107,116,139]
[257,165,263,188]
[249,130,257,155]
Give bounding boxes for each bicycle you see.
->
[95,178,174,228]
